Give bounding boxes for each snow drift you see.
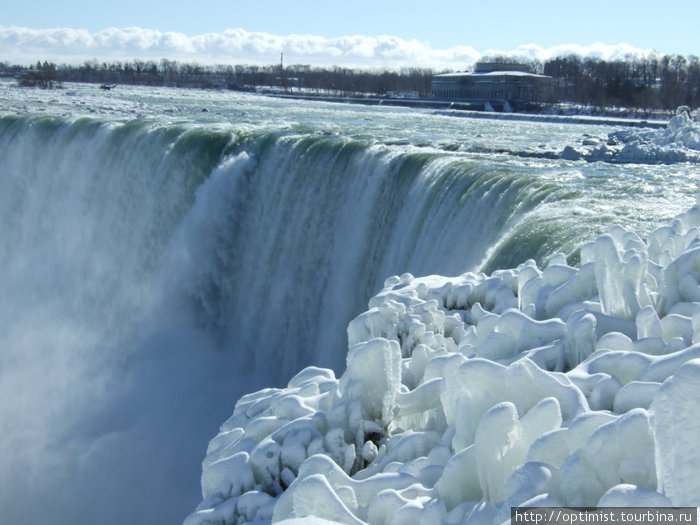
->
[559,106,700,163]
[187,198,700,524]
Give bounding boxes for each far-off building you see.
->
[431,63,553,111]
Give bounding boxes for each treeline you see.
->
[1,53,699,110]
[543,54,700,110]
[14,61,62,88]
[477,52,700,110]
[0,59,435,97]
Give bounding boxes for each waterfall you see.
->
[0,114,581,524]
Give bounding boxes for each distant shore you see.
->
[269,92,670,128]
[0,75,670,129]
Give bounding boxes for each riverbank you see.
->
[270,92,669,128]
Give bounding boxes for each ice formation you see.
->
[559,106,700,163]
[186,199,700,524]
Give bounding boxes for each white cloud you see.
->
[0,25,660,70]
[503,42,658,62]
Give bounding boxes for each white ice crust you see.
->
[186,198,700,524]
[559,106,700,163]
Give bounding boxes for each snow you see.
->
[557,106,700,164]
[186,198,700,524]
[652,358,700,506]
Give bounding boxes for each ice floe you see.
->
[560,106,700,163]
[186,197,700,524]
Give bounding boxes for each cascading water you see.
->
[0,115,562,523]
[0,82,695,525]
[167,132,576,377]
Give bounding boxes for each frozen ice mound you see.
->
[185,198,700,524]
[559,106,700,164]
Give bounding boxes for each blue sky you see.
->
[2,0,698,67]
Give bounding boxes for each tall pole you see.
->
[280,52,285,92]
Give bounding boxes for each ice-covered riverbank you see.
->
[559,106,700,163]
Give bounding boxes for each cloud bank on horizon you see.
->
[1,25,661,70]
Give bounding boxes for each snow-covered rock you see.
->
[186,197,700,524]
